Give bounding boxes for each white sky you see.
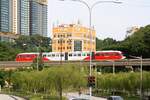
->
[48,0,150,40]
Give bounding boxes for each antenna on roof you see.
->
[77,19,81,25]
[57,20,59,26]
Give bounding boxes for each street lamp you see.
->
[129,55,143,100]
[60,38,63,65]
[139,56,143,100]
[23,43,39,71]
[59,0,122,97]
[112,60,115,75]
[36,46,39,71]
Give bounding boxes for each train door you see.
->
[92,52,95,60]
[65,52,68,61]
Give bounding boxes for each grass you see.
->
[28,95,67,100]
[1,89,67,100]
[124,96,139,100]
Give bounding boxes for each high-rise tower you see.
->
[0,0,11,32]
[19,0,30,35]
[30,0,47,37]
[0,0,47,37]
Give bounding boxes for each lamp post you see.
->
[140,56,143,100]
[136,56,143,100]
[129,55,143,100]
[60,38,63,65]
[112,60,115,75]
[23,43,39,71]
[59,0,122,97]
[36,46,39,71]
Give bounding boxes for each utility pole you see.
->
[59,0,122,98]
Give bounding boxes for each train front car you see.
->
[15,52,49,62]
[15,53,38,62]
[94,51,125,61]
[83,50,125,61]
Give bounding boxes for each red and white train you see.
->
[15,50,125,62]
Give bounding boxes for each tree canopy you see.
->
[0,35,51,61]
[96,25,150,58]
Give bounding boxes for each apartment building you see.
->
[0,0,47,40]
[0,0,11,32]
[52,24,96,52]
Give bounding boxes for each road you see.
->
[63,92,107,100]
[0,94,25,100]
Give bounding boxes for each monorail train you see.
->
[15,50,125,62]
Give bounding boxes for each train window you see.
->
[22,55,25,58]
[96,53,100,56]
[87,53,90,56]
[101,53,104,56]
[114,53,119,56]
[82,53,86,56]
[26,55,31,58]
[48,54,51,57]
[56,54,59,57]
[78,53,81,56]
[104,53,109,56]
[61,54,64,57]
[19,55,22,58]
[73,53,77,56]
[69,53,72,56]
[43,54,46,57]
[52,54,55,57]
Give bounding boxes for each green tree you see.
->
[15,35,51,52]
[0,42,21,61]
[96,25,150,58]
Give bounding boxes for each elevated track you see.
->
[0,59,150,69]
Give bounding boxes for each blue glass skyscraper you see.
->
[30,0,47,37]
[19,0,30,35]
[0,0,10,32]
[0,0,47,37]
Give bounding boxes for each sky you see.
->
[48,0,150,40]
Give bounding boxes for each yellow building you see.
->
[52,24,96,52]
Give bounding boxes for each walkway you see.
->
[63,92,107,100]
[0,94,25,100]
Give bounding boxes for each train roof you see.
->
[96,50,122,53]
[17,52,38,55]
[17,50,122,55]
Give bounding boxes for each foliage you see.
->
[14,34,51,52]
[12,65,87,96]
[0,70,8,87]
[96,25,150,58]
[96,72,150,96]
[31,52,44,71]
[96,37,117,50]
[0,42,21,61]
[0,70,15,88]
[1,65,150,99]
[0,35,51,61]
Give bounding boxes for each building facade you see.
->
[30,0,47,37]
[11,0,18,34]
[0,32,18,42]
[0,0,11,32]
[18,0,30,35]
[52,24,96,52]
[0,0,47,39]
